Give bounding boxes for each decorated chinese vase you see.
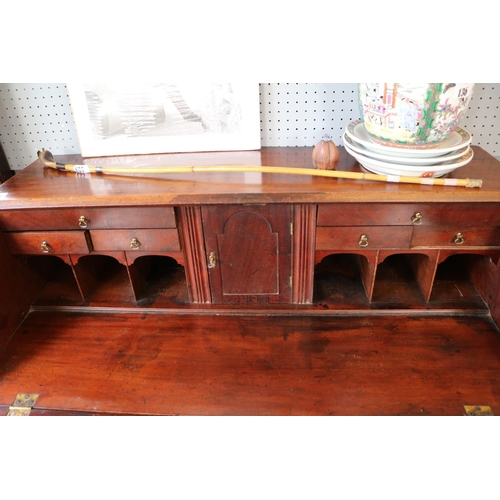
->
[358,83,474,149]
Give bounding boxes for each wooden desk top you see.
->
[1,146,500,210]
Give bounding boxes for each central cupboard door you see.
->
[201,205,292,304]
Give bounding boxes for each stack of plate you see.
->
[343,119,473,178]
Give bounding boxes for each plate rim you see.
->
[345,119,472,158]
[344,140,474,175]
[342,131,470,166]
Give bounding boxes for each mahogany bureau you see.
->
[1,146,499,415]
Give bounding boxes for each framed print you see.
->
[67,83,261,157]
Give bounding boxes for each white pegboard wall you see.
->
[0,84,80,169]
[259,83,360,147]
[0,83,499,170]
[461,83,500,156]
[260,83,500,154]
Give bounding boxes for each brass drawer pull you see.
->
[411,212,423,225]
[358,234,369,248]
[130,237,141,250]
[454,232,465,245]
[40,241,50,253]
[78,215,89,228]
[208,251,217,268]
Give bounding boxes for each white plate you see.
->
[343,131,470,166]
[344,141,474,177]
[345,119,472,159]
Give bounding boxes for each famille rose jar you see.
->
[358,83,474,149]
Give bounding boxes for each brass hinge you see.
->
[7,393,40,416]
[290,222,293,235]
[464,405,494,416]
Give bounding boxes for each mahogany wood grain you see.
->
[177,206,211,303]
[314,251,379,301]
[491,276,500,326]
[23,254,487,314]
[292,204,317,304]
[70,253,100,300]
[1,146,500,416]
[317,203,421,226]
[412,202,500,227]
[125,250,185,266]
[124,254,186,302]
[411,226,500,248]
[1,311,499,416]
[357,253,378,302]
[455,253,500,325]
[202,204,292,304]
[70,252,129,300]
[316,226,412,250]
[1,147,500,210]
[437,249,500,266]
[0,206,177,231]
[0,231,43,346]
[318,202,500,228]
[314,253,377,307]
[3,230,91,255]
[89,228,180,252]
[401,251,439,302]
[218,214,279,294]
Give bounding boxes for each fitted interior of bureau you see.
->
[17,249,498,313]
[314,251,499,311]
[24,253,190,309]
[2,147,500,417]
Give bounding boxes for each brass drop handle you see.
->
[78,215,89,228]
[358,234,369,248]
[40,241,50,253]
[454,232,465,245]
[208,251,217,268]
[130,237,141,250]
[411,212,423,225]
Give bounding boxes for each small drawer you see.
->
[0,206,177,231]
[317,203,419,227]
[317,203,500,228]
[89,229,181,252]
[409,203,500,227]
[411,226,500,248]
[3,231,91,255]
[316,226,412,250]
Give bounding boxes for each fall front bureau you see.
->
[1,146,500,329]
[1,146,500,415]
